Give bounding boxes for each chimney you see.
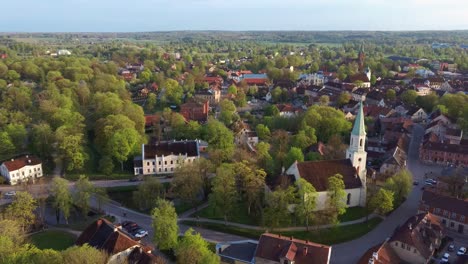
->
[303,247,308,256]
[408,223,412,230]
[28,160,31,164]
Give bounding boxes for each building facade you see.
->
[134,140,199,175]
[0,155,43,185]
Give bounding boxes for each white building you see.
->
[0,155,43,185]
[286,102,367,209]
[133,140,199,175]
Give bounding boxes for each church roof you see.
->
[352,102,366,136]
[294,159,363,191]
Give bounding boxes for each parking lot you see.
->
[436,231,468,263]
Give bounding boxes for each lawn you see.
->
[180,217,382,245]
[195,202,259,225]
[29,230,76,251]
[338,206,369,222]
[106,185,198,215]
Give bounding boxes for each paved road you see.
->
[331,124,445,264]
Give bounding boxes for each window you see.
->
[158,161,161,165]
[153,168,155,172]
[444,210,449,216]
[413,249,417,253]
[435,208,440,214]
[461,216,465,222]
[170,160,173,165]
[165,168,167,172]
[401,243,405,249]
[442,219,446,225]
[164,161,167,165]
[159,168,161,172]
[346,193,351,205]
[450,222,455,228]
[451,213,457,219]
[171,168,174,171]
[147,162,150,166]
[406,245,410,251]
[395,242,398,246]
[360,139,363,147]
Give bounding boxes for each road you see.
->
[331,124,445,264]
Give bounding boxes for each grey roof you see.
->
[220,242,257,262]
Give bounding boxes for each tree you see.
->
[4,123,27,151]
[292,130,316,150]
[264,105,279,116]
[0,132,15,160]
[255,124,271,140]
[209,164,237,224]
[31,123,55,160]
[93,187,109,213]
[337,92,351,107]
[73,175,93,217]
[237,162,267,216]
[319,95,330,106]
[263,186,297,229]
[271,86,282,102]
[107,129,140,170]
[98,156,114,175]
[369,188,394,216]
[201,119,235,162]
[50,177,73,224]
[151,198,179,250]
[386,89,396,101]
[219,99,237,126]
[162,78,183,105]
[61,244,108,264]
[384,169,412,205]
[133,177,165,211]
[326,174,347,225]
[400,90,418,105]
[0,219,25,246]
[5,192,37,232]
[55,126,87,171]
[227,85,237,95]
[295,178,318,231]
[175,228,220,264]
[146,93,157,111]
[284,147,304,169]
[173,163,204,214]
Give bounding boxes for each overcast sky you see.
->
[2,0,467,32]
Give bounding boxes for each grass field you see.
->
[196,202,259,225]
[30,230,76,251]
[180,217,382,245]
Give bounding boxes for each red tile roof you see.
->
[2,155,41,171]
[357,242,402,264]
[255,233,331,264]
[420,190,468,218]
[294,159,363,191]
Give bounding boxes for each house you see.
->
[344,68,371,88]
[276,104,302,118]
[406,107,427,123]
[365,90,386,106]
[180,99,209,123]
[351,88,368,102]
[232,121,259,148]
[216,240,258,264]
[379,142,408,175]
[133,139,199,175]
[415,86,432,96]
[0,155,43,185]
[194,88,221,105]
[254,233,331,264]
[76,218,161,264]
[359,213,444,264]
[286,102,367,209]
[419,141,468,166]
[418,190,468,235]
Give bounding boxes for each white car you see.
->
[441,253,449,263]
[4,191,16,198]
[457,247,466,256]
[134,229,148,238]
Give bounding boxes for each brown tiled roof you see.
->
[1,155,41,171]
[389,213,443,259]
[421,190,468,218]
[345,73,370,83]
[421,142,468,154]
[357,243,401,264]
[128,247,165,264]
[295,159,362,192]
[255,233,331,264]
[143,140,199,159]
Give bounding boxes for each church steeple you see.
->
[346,101,367,183]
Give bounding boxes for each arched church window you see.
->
[360,139,363,147]
[346,193,351,205]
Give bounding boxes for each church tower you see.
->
[365,67,371,83]
[346,101,367,185]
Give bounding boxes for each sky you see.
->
[2,0,468,32]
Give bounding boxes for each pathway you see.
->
[330,124,445,264]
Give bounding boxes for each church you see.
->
[286,102,367,210]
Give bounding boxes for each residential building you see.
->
[286,102,367,209]
[216,240,258,264]
[418,190,468,235]
[0,155,43,185]
[232,121,259,148]
[276,104,302,118]
[76,218,162,264]
[415,86,432,96]
[359,213,444,264]
[419,142,468,166]
[406,107,427,123]
[180,99,209,123]
[133,140,199,175]
[194,88,221,104]
[254,233,331,264]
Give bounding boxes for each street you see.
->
[331,124,446,264]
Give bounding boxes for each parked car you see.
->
[413,181,419,186]
[441,253,450,263]
[426,179,437,184]
[457,247,466,256]
[134,229,148,238]
[4,191,16,198]
[448,244,455,251]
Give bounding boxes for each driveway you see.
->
[331,124,446,264]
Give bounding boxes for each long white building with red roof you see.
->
[0,155,43,185]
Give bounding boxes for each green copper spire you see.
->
[352,101,366,136]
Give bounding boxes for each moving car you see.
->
[134,229,148,238]
[457,247,466,256]
[4,191,16,198]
